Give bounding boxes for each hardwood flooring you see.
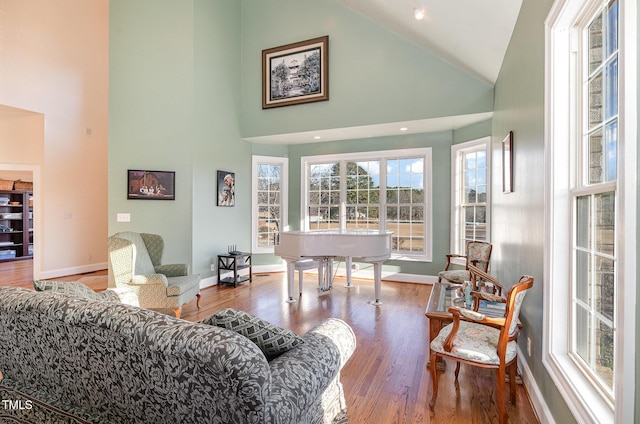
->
[2,260,540,424]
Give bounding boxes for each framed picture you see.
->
[217,170,235,207]
[262,35,329,109]
[127,170,175,200]
[502,131,513,193]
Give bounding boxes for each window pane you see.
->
[588,13,603,73]
[605,1,619,57]
[589,128,604,184]
[596,321,614,387]
[595,256,614,321]
[604,120,617,182]
[604,57,618,120]
[595,192,615,255]
[575,304,591,364]
[575,250,590,304]
[576,195,590,248]
[256,163,282,248]
[589,72,603,128]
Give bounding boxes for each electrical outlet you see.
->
[527,337,532,356]
[210,264,216,271]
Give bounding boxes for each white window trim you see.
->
[251,155,289,254]
[450,137,491,264]
[301,147,433,261]
[544,0,637,423]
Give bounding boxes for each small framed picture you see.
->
[127,170,175,200]
[262,35,329,109]
[217,171,235,207]
[502,131,513,193]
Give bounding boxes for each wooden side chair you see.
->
[429,274,534,424]
[438,240,493,284]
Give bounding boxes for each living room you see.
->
[0,1,638,424]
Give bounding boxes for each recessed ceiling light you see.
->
[400,127,408,132]
[313,136,322,140]
[413,8,425,20]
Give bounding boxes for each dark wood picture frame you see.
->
[127,170,175,200]
[502,131,513,193]
[262,35,329,109]
[217,170,235,207]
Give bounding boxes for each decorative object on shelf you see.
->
[0,180,13,190]
[502,130,513,193]
[217,171,235,206]
[262,35,329,109]
[127,170,175,200]
[13,180,33,191]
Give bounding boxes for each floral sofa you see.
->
[0,284,355,423]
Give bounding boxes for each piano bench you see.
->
[295,259,320,295]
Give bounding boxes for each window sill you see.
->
[543,351,613,424]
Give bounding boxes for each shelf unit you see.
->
[217,253,252,288]
[0,190,33,261]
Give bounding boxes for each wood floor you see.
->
[2,260,540,424]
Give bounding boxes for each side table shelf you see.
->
[217,253,252,288]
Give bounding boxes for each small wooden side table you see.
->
[217,253,252,288]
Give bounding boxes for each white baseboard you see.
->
[37,262,108,280]
[518,347,555,424]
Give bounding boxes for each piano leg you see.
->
[285,260,297,303]
[318,257,333,293]
[372,260,383,306]
[344,256,353,288]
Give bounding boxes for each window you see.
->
[450,138,490,256]
[302,148,432,260]
[252,156,288,254]
[545,0,636,422]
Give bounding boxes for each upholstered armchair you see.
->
[107,231,201,318]
[438,240,492,284]
[429,274,534,424]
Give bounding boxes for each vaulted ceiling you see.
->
[336,0,523,85]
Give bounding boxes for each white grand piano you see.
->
[274,229,392,306]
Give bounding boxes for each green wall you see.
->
[239,0,494,139]
[109,0,249,278]
[492,0,575,422]
[109,0,496,276]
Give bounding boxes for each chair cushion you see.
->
[33,280,116,302]
[438,269,470,284]
[430,321,517,365]
[201,308,304,360]
[165,274,201,296]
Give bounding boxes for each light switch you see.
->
[116,213,131,222]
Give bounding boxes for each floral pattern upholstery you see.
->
[0,287,355,423]
[438,241,492,284]
[430,321,517,364]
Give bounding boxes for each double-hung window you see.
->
[251,156,288,253]
[450,137,490,256]
[545,0,636,422]
[302,148,432,260]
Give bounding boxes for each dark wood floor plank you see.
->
[0,260,540,424]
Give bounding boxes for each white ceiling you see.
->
[337,0,523,85]
[247,0,524,145]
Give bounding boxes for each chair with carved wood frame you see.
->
[429,274,534,424]
[438,241,493,284]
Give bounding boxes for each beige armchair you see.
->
[107,231,201,318]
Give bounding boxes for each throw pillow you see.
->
[33,280,101,301]
[202,308,304,360]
